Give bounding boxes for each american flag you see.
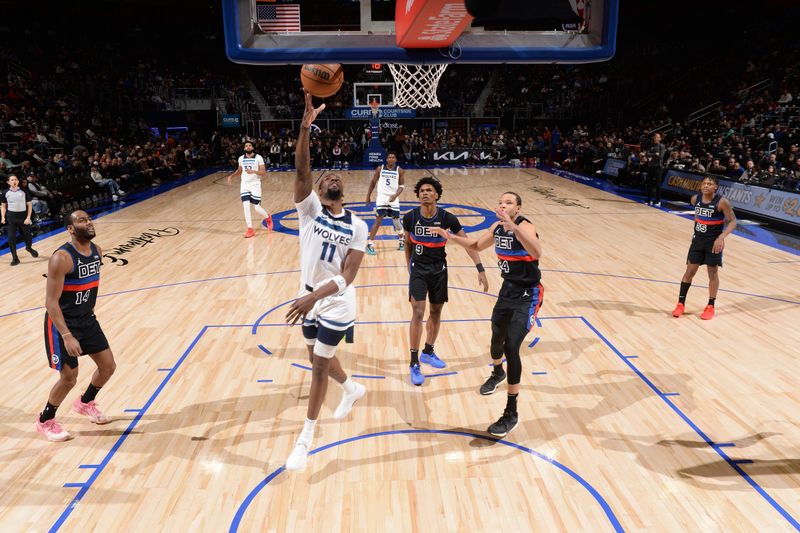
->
[257,3,301,33]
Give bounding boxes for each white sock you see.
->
[299,418,316,445]
[396,231,404,240]
[253,203,268,218]
[342,377,357,395]
[242,201,252,228]
[367,239,374,246]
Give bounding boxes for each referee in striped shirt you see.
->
[1,174,39,266]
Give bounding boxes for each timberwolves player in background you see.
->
[672,176,737,320]
[432,192,543,437]
[227,141,273,238]
[364,151,405,255]
[403,177,488,386]
[284,91,368,471]
[36,210,117,441]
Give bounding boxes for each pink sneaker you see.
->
[36,418,71,442]
[72,397,110,424]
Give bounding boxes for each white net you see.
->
[388,64,449,109]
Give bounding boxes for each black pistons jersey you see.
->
[494,216,541,287]
[403,207,462,266]
[693,194,725,241]
[58,242,102,319]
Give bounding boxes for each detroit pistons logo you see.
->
[52,353,60,365]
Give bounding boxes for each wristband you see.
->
[476,263,485,273]
[331,275,347,293]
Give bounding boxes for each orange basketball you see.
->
[300,64,344,98]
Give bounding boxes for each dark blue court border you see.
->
[46,299,800,530]
[228,429,625,533]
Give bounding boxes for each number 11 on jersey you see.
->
[320,242,336,262]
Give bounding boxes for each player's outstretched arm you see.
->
[294,90,325,203]
[430,223,496,251]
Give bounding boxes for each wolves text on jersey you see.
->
[313,223,352,246]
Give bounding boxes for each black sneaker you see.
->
[10,258,20,266]
[479,368,506,395]
[487,410,518,438]
[27,248,39,258]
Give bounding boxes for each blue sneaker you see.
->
[420,351,446,369]
[410,363,424,386]
[366,242,377,256]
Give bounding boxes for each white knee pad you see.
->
[313,340,338,359]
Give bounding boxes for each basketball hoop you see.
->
[388,64,448,109]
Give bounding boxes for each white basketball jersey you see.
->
[296,191,368,290]
[376,164,401,207]
[238,154,265,182]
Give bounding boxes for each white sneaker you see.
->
[112,194,118,201]
[655,201,661,207]
[333,382,366,420]
[286,441,310,471]
[118,190,126,196]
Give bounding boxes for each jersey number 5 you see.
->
[320,242,336,262]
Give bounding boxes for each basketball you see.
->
[300,64,344,98]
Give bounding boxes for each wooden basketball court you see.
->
[1,167,799,532]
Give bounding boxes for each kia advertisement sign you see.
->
[428,149,501,163]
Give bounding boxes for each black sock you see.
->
[410,349,419,366]
[39,402,58,423]
[422,343,434,355]
[708,298,716,307]
[505,393,518,414]
[492,361,505,376]
[81,383,101,404]
[678,281,691,304]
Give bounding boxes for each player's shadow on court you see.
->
[565,299,668,316]
[305,422,522,485]
[115,389,313,475]
[677,458,800,482]
[726,295,800,314]
[598,430,797,490]
[407,337,601,376]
